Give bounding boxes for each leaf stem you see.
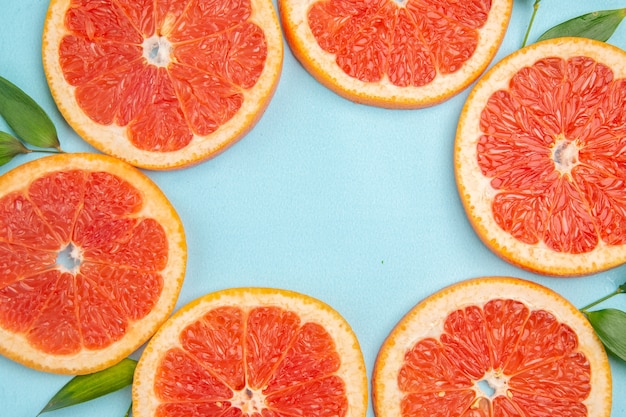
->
[522,0,542,47]
[33,148,64,154]
[580,281,626,312]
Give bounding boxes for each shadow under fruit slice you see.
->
[278,0,513,108]
[132,287,368,417]
[455,37,626,276]
[0,153,186,374]
[42,0,283,170]
[372,277,611,417]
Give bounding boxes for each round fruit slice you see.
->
[0,153,186,374]
[132,287,367,417]
[455,37,626,276]
[42,0,283,170]
[373,277,611,417]
[278,0,512,108]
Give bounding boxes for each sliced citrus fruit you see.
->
[132,287,368,417]
[455,37,626,276]
[42,0,283,170]
[372,277,611,417]
[278,0,513,108]
[0,153,186,374]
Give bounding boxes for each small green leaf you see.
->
[38,358,137,415]
[586,308,626,361]
[124,402,132,417]
[0,131,30,166]
[537,8,626,43]
[0,76,60,150]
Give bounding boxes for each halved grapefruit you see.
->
[132,287,368,417]
[42,0,283,170]
[372,277,611,417]
[278,0,513,108]
[455,37,626,276]
[0,153,186,374]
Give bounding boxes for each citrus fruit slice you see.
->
[0,153,186,374]
[372,277,612,417]
[278,0,513,108]
[42,0,283,170]
[132,287,368,417]
[455,37,626,276]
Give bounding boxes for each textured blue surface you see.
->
[1,1,625,416]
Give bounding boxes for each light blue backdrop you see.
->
[1,0,625,416]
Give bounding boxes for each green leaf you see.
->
[0,131,29,166]
[38,358,137,415]
[586,308,626,361]
[537,8,626,43]
[0,76,59,150]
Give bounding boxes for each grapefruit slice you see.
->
[42,0,283,170]
[372,277,612,417]
[455,37,626,276]
[278,0,513,108]
[0,153,186,374]
[132,287,368,417]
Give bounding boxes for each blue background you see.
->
[1,0,625,416]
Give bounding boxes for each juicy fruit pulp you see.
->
[400,300,591,416]
[373,277,611,417]
[455,38,626,275]
[479,56,626,254]
[43,0,283,169]
[1,169,165,353]
[0,154,186,374]
[309,0,492,86]
[59,0,267,150]
[279,0,512,108]
[156,306,346,415]
[133,288,368,417]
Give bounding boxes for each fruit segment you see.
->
[44,0,283,168]
[455,38,626,275]
[133,288,367,417]
[58,0,266,153]
[0,169,165,354]
[373,278,611,417]
[308,0,490,85]
[478,56,626,255]
[397,300,591,416]
[280,0,512,107]
[0,154,186,374]
[153,306,347,416]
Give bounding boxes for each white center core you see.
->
[56,243,82,274]
[552,137,580,176]
[474,369,509,400]
[232,387,266,414]
[143,35,172,67]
